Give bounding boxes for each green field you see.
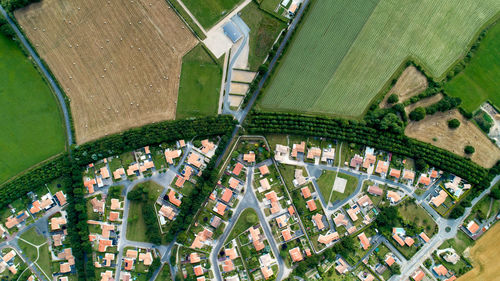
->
[176,44,222,119]
[260,0,500,117]
[445,22,500,112]
[316,170,358,203]
[240,2,286,71]
[182,0,241,28]
[0,34,65,184]
[18,228,52,278]
[226,208,258,242]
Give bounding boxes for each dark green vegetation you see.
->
[226,208,258,242]
[127,181,164,244]
[176,44,222,119]
[445,22,500,112]
[240,2,286,71]
[465,145,475,155]
[0,17,15,38]
[1,0,39,11]
[448,119,461,129]
[473,110,494,133]
[387,94,399,104]
[246,112,488,184]
[181,0,241,28]
[408,96,462,121]
[0,32,65,184]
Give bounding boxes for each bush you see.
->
[464,145,475,155]
[447,119,460,129]
[409,107,426,121]
[387,94,399,104]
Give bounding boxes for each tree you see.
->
[449,204,465,219]
[409,107,426,121]
[447,118,460,129]
[464,145,475,155]
[490,188,500,200]
[387,94,399,104]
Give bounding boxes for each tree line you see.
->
[1,0,39,12]
[245,111,488,184]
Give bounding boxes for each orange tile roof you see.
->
[307,147,321,159]
[312,213,325,230]
[259,165,270,175]
[53,234,63,246]
[175,176,185,188]
[282,229,292,241]
[60,262,71,273]
[221,188,233,203]
[305,249,311,256]
[375,160,389,174]
[445,276,457,281]
[110,199,121,210]
[243,152,255,163]
[249,226,265,251]
[306,200,317,211]
[225,248,238,260]
[367,185,383,196]
[412,269,425,281]
[126,250,138,259]
[178,140,186,147]
[334,213,348,227]
[467,220,480,234]
[159,205,176,220]
[223,259,234,272]
[357,195,373,207]
[113,168,125,179]
[126,163,139,176]
[403,170,415,180]
[387,191,401,203]
[168,190,182,207]
[98,239,112,252]
[431,170,439,178]
[358,232,370,250]
[433,264,448,276]
[318,232,339,245]
[385,256,395,266]
[214,202,227,216]
[232,162,243,176]
[30,200,42,214]
[228,177,240,189]
[104,253,115,267]
[393,234,405,246]
[350,154,363,167]
[124,258,134,271]
[101,224,115,238]
[139,252,153,266]
[188,153,203,168]
[201,139,215,154]
[420,232,430,243]
[419,175,431,185]
[288,206,295,216]
[193,265,204,276]
[260,178,271,190]
[270,201,280,214]
[289,247,303,262]
[265,191,278,202]
[431,190,448,207]
[301,186,311,199]
[109,211,120,222]
[100,167,110,179]
[261,266,273,280]
[363,154,376,169]
[405,237,415,246]
[275,214,288,228]
[2,250,16,262]
[164,149,181,164]
[347,207,359,221]
[51,216,67,231]
[389,168,401,178]
[55,191,67,206]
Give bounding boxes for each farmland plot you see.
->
[260,0,500,117]
[16,0,197,144]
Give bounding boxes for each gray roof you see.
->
[223,22,242,43]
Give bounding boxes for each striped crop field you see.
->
[259,0,500,117]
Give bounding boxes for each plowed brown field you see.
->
[16,0,197,143]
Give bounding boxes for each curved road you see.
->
[0,5,74,145]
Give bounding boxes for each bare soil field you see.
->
[405,93,443,114]
[381,66,428,108]
[458,223,500,281]
[15,0,197,143]
[405,110,500,168]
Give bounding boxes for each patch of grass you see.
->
[445,22,500,112]
[226,208,258,242]
[398,200,438,236]
[317,171,358,203]
[439,230,474,256]
[240,2,286,71]
[182,0,242,28]
[18,228,52,278]
[176,44,222,119]
[259,0,500,117]
[316,170,337,200]
[0,33,65,184]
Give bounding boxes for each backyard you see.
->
[176,44,222,119]
[0,32,65,184]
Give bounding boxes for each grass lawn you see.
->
[439,230,474,256]
[259,0,500,117]
[259,0,289,21]
[18,228,52,278]
[317,171,358,203]
[445,22,500,112]
[182,0,241,28]
[240,2,286,71]
[155,264,172,280]
[126,181,164,242]
[265,134,288,150]
[398,200,438,236]
[176,44,222,119]
[0,33,65,184]
[226,208,258,242]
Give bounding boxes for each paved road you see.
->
[211,167,287,281]
[0,5,73,146]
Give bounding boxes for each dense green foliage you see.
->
[448,119,461,129]
[409,107,426,121]
[465,145,475,155]
[0,154,67,208]
[445,21,500,112]
[176,44,222,119]
[127,186,162,244]
[387,94,399,104]
[246,112,487,184]
[72,115,235,166]
[473,110,494,133]
[0,33,66,184]
[0,17,15,39]
[1,0,39,11]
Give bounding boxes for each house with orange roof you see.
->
[288,206,295,216]
[375,160,389,175]
[225,248,238,260]
[53,234,63,246]
[392,234,405,246]
[103,253,115,267]
[109,211,120,222]
[433,264,448,276]
[249,226,265,251]
[307,147,321,159]
[466,220,480,235]
[385,255,395,266]
[259,165,270,175]
[350,154,363,168]
[243,152,256,163]
[362,154,376,169]
[201,139,216,155]
[139,252,153,266]
[389,168,401,179]
[289,247,303,262]
[51,216,67,231]
[311,213,325,230]
[294,169,307,186]
[213,202,227,216]
[2,250,16,263]
[321,147,335,163]
[403,170,415,181]
[124,258,134,271]
[232,162,244,176]
[419,232,430,243]
[334,213,348,227]
[430,170,439,178]
[275,214,288,228]
[430,190,448,207]
[90,197,105,213]
[98,239,112,252]
[411,269,425,281]
[358,232,370,250]
[259,178,271,192]
[113,168,126,180]
[282,229,293,241]
[306,199,317,211]
[139,160,155,173]
[418,175,431,186]
[222,259,235,272]
[101,224,115,238]
[228,177,241,189]
[405,237,415,246]
[357,195,373,207]
[187,153,203,168]
[190,228,213,250]
[387,191,401,204]
[347,206,359,222]
[221,188,233,203]
[110,198,122,210]
[168,190,182,207]
[357,272,375,281]
[335,257,349,274]
[164,149,181,165]
[367,185,383,196]
[210,215,222,229]
[261,265,274,280]
[291,142,305,158]
[159,205,176,222]
[126,163,139,176]
[126,249,138,259]
[100,167,110,179]
[301,186,311,199]
[318,232,339,245]
[84,178,97,194]
[178,140,186,148]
